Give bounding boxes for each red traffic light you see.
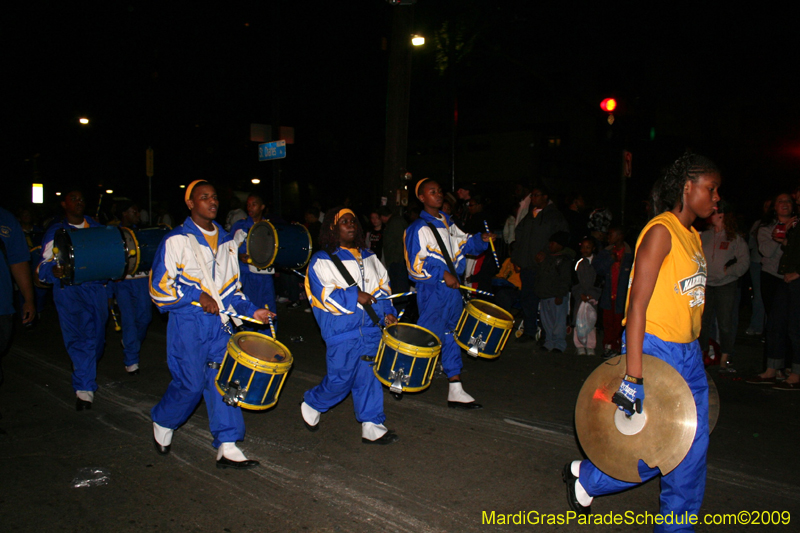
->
[600,98,617,113]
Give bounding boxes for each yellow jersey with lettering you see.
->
[623,211,706,343]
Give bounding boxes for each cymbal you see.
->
[575,354,697,483]
[707,371,720,434]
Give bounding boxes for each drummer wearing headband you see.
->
[230,194,277,334]
[149,180,274,469]
[301,207,400,445]
[563,154,717,529]
[37,190,109,411]
[405,178,494,409]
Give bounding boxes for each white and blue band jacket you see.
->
[404,210,487,284]
[305,247,396,343]
[38,216,105,286]
[149,217,258,317]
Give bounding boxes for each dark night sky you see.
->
[6,1,799,222]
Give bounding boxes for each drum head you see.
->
[387,324,440,348]
[119,227,139,276]
[53,229,74,277]
[236,333,288,363]
[247,221,277,269]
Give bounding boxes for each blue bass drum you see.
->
[373,324,441,397]
[454,299,514,359]
[216,331,293,410]
[53,226,129,285]
[246,221,312,270]
[121,226,171,277]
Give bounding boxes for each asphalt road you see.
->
[1,299,798,532]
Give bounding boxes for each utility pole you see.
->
[382,2,414,210]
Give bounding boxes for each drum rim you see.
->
[382,323,441,358]
[119,226,141,277]
[291,222,313,270]
[465,299,514,328]
[53,228,75,283]
[227,331,294,371]
[247,220,278,269]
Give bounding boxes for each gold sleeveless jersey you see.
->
[623,211,706,343]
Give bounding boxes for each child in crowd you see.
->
[571,238,602,355]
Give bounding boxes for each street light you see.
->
[251,178,261,184]
[79,117,89,125]
[105,189,114,194]
[411,34,425,46]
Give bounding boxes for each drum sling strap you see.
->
[188,234,242,329]
[327,251,382,327]
[426,222,467,304]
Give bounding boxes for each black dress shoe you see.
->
[76,399,92,411]
[154,437,170,456]
[562,463,591,515]
[448,401,483,410]
[216,456,260,470]
[362,431,399,445]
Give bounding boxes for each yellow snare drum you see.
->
[454,299,514,359]
[216,332,293,410]
[374,324,441,396]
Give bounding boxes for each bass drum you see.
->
[120,226,171,277]
[53,226,129,285]
[247,221,312,270]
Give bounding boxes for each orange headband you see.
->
[415,178,430,197]
[333,208,355,224]
[184,180,205,203]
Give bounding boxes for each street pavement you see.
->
[1,298,798,532]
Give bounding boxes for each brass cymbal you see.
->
[575,354,697,483]
[706,371,720,434]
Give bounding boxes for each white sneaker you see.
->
[276,296,290,304]
[586,348,595,356]
[576,347,586,355]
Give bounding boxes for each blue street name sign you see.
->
[258,140,286,161]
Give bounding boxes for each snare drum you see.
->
[120,227,170,276]
[216,331,293,410]
[454,299,514,359]
[247,220,312,270]
[373,324,441,395]
[54,226,129,285]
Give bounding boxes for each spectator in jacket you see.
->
[533,231,574,353]
[511,186,568,343]
[698,202,750,372]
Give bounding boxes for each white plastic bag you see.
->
[575,301,597,345]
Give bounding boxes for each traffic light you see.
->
[600,98,617,124]
[600,98,617,112]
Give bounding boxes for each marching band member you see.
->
[301,208,399,445]
[230,194,277,334]
[149,181,273,469]
[405,178,493,409]
[107,200,152,375]
[563,154,718,532]
[37,190,109,411]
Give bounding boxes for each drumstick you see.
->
[459,285,494,297]
[110,301,122,332]
[263,304,277,339]
[191,301,265,325]
[376,291,414,301]
[291,269,306,278]
[483,220,501,269]
[396,308,406,322]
